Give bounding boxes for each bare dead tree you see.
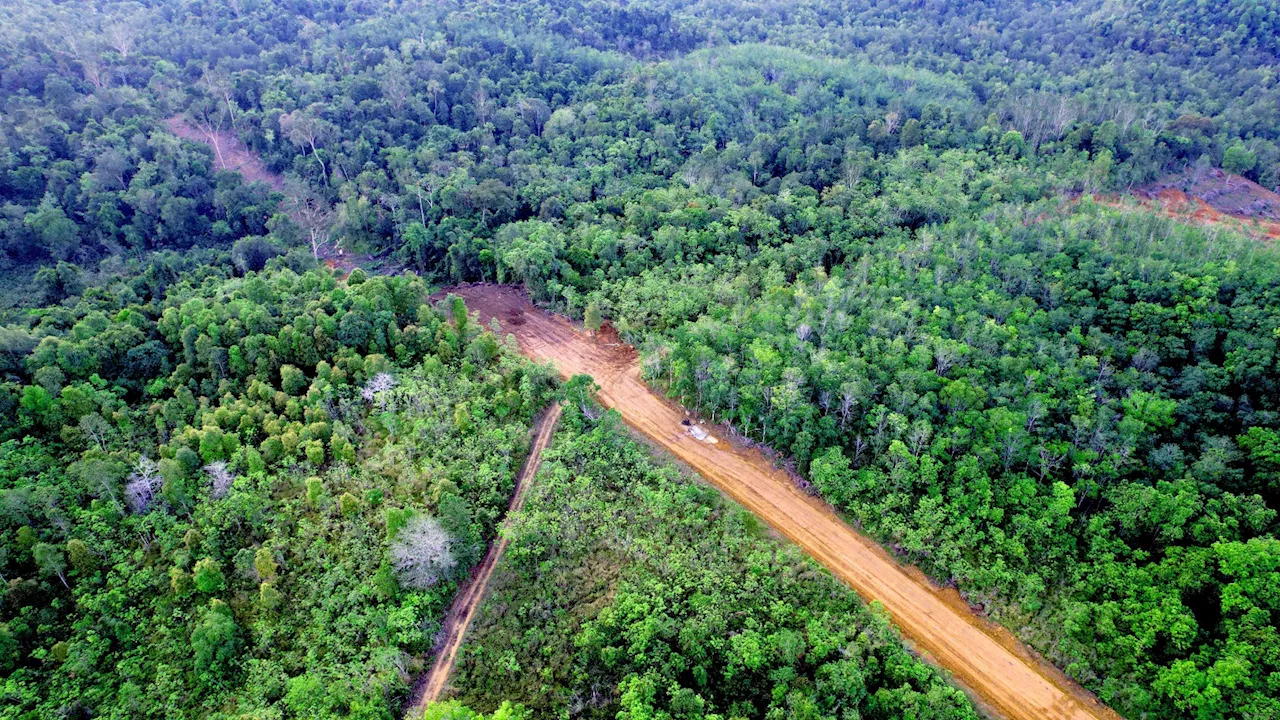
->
[204,462,235,499]
[883,111,902,135]
[190,98,231,169]
[362,372,398,409]
[126,456,163,514]
[280,108,334,181]
[283,179,335,259]
[78,413,110,451]
[200,69,241,132]
[472,86,494,126]
[390,515,456,589]
[105,18,137,59]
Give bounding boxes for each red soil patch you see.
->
[165,115,285,191]
[1102,169,1280,241]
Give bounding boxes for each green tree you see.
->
[584,301,603,335]
[67,538,96,574]
[190,599,239,678]
[33,542,69,587]
[193,557,225,594]
[24,195,80,260]
[1222,143,1257,175]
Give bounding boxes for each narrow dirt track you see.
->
[404,403,563,718]
[452,285,1123,720]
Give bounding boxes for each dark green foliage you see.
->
[1,1,1279,718]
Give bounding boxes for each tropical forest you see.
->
[1,2,1279,720]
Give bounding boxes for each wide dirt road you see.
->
[404,402,562,717]
[454,285,1121,720]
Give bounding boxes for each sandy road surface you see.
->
[453,284,1123,720]
[404,403,563,718]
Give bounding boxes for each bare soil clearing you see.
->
[404,403,563,718]
[165,116,408,276]
[165,116,285,191]
[452,284,1123,720]
[1137,168,1280,223]
[1104,169,1280,242]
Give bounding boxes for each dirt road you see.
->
[404,403,563,718]
[453,285,1123,720]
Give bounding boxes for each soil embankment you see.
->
[404,403,563,718]
[1106,169,1280,241]
[452,284,1123,720]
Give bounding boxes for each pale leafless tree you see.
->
[908,420,933,457]
[883,111,902,135]
[200,69,241,132]
[283,179,334,259]
[472,86,494,126]
[126,456,163,514]
[204,462,235,499]
[390,515,456,589]
[79,413,110,451]
[280,108,334,180]
[362,372,398,406]
[105,19,137,59]
[191,99,231,169]
[934,340,960,377]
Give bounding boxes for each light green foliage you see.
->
[259,582,283,611]
[0,264,554,717]
[339,492,360,516]
[421,700,530,720]
[66,538,95,574]
[450,405,979,719]
[253,547,278,582]
[191,599,239,675]
[193,557,225,594]
[1222,144,1257,175]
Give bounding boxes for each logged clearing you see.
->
[165,116,285,191]
[404,403,563,718]
[165,116,407,276]
[1108,169,1280,241]
[453,284,1122,720]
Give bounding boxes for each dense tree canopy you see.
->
[2,1,1280,718]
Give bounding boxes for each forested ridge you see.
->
[1,1,1279,719]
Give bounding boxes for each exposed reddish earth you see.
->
[404,403,562,718]
[165,115,285,191]
[1106,169,1280,241]
[449,284,1124,720]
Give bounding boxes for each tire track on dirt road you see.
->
[451,284,1124,720]
[404,402,563,718]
